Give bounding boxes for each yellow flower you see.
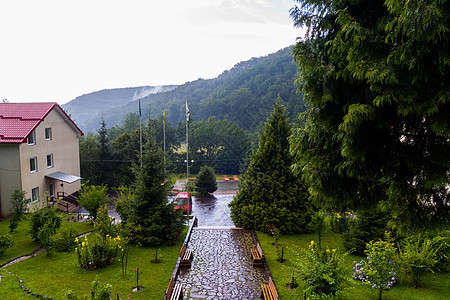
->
[74,238,79,243]
[332,249,336,252]
[326,249,330,253]
[82,242,85,247]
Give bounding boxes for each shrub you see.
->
[75,234,120,270]
[0,234,14,257]
[398,235,447,287]
[343,210,389,256]
[353,232,397,300]
[195,165,217,195]
[295,241,349,298]
[77,185,109,220]
[9,190,26,232]
[29,207,62,242]
[94,206,116,240]
[53,229,78,252]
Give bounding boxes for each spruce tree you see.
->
[229,97,311,234]
[128,123,183,246]
[195,165,217,196]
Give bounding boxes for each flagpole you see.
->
[186,99,189,192]
[139,99,142,168]
[163,98,166,175]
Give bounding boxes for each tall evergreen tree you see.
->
[128,122,183,246]
[97,118,113,187]
[195,165,218,196]
[229,97,311,234]
[289,0,449,230]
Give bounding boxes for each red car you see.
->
[173,192,192,215]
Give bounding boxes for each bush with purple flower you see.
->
[353,231,397,300]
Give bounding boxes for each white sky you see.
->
[0,0,301,105]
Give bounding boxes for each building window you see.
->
[32,187,39,202]
[30,157,37,173]
[27,131,36,145]
[47,154,53,168]
[45,128,52,140]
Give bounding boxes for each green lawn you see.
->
[0,215,187,299]
[256,231,450,300]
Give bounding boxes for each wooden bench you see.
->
[251,242,264,266]
[179,242,193,268]
[261,276,279,300]
[164,276,183,300]
[224,175,230,181]
[233,175,239,181]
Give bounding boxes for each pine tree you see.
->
[195,165,217,196]
[128,124,183,246]
[229,97,312,234]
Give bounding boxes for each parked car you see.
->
[173,192,192,215]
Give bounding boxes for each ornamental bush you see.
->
[75,234,120,270]
[0,234,14,257]
[398,234,447,287]
[353,232,397,300]
[295,241,349,298]
[65,277,112,300]
[29,207,62,242]
[195,165,217,196]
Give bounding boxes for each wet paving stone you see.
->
[177,228,267,299]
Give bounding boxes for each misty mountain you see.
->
[64,46,304,133]
[62,85,177,132]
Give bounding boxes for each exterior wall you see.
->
[0,144,21,217]
[18,109,81,210]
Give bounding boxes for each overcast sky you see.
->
[0,0,301,105]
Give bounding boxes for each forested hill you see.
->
[64,46,304,133]
[62,85,177,132]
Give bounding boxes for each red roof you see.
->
[0,102,83,143]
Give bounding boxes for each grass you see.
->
[0,214,93,266]
[256,231,450,300]
[0,215,187,299]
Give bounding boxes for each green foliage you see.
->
[94,206,116,240]
[189,116,250,174]
[0,234,14,257]
[290,0,450,230]
[343,210,389,256]
[77,185,109,220]
[9,190,26,232]
[75,234,120,270]
[53,229,78,252]
[127,125,183,246]
[353,232,398,300]
[29,207,62,242]
[398,234,448,287]
[296,241,349,298]
[65,277,112,300]
[230,98,312,234]
[195,165,218,195]
[330,211,357,234]
[114,186,134,224]
[310,211,327,249]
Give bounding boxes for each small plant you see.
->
[0,234,14,257]
[151,248,162,263]
[65,277,112,300]
[294,241,349,298]
[95,206,116,240]
[330,211,357,233]
[286,265,298,289]
[53,229,78,252]
[267,224,281,246]
[29,206,62,242]
[310,211,326,249]
[133,267,143,291]
[119,238,131,278]
[277,245,286,263]
[353,231,397,300]
[398,234,445,287]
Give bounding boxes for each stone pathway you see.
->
[176,228,267,299]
